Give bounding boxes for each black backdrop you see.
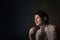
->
[1,0,60,40]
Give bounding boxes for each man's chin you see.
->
[36,24,40,26]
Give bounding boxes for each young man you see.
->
[29,11,57,40]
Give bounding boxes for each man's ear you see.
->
[42,17,47,23]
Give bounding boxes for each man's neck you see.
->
[39,23,46,29]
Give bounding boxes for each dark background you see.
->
[1,0,60,40]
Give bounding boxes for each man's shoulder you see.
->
[47,24,56,31]
[29,27,35,34]
[47,24,56,28]
[29,27,35,31]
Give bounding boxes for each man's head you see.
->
[33,11,49,26]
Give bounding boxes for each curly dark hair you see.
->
[33,11,49,24]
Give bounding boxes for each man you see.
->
[29,11,57,40]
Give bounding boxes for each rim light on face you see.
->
[34,15,42,26]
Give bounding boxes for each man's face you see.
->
[34,15,42,26]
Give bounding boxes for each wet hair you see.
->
[33,11,49,24]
